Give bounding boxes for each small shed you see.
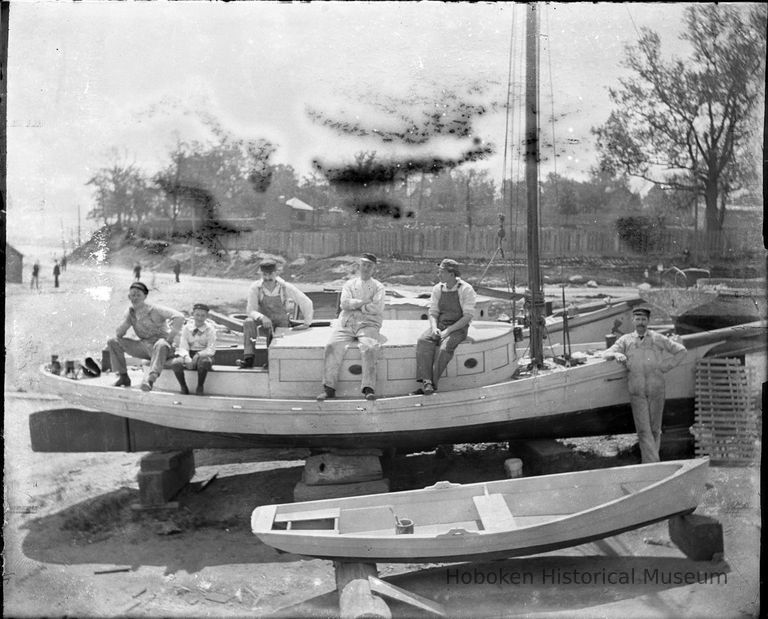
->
[5,243,23,283]
[286,197,316,228]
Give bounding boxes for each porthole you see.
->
[464,358,478,369]
[348,364,362,375]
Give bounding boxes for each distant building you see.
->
[285,197,316,229]
[5,243,23,283]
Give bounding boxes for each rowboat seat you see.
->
[473,494,516,532]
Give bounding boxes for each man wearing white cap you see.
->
[412,258,476,395]
[317,253,385,402]
[603,305,687,463]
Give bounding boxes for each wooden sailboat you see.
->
[251,458,709,562]
[33,5,763,452]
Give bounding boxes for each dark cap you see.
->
[129,282,149,295]
[360,253,378,264]
[438,258,460,275]
[632,305,652,317]
[192,303,210,312]
[259,259,277,272]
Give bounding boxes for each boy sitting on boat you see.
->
[170,303,217,395]
[317,253,385,402]
[238,259,314,369]
[412,258,477,395]
[107,281,185,391]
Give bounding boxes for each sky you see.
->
[5,1,706,247]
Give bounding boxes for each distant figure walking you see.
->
[61,255,67,272]
[133,263,142,281]
[173,261,181,283]
[53,261,61,288]
[31,261,40,290]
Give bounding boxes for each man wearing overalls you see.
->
[412,258,477,395]
[238,259,314,369]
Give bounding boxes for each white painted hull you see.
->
[251,459,708,562]
[38,321,761,448]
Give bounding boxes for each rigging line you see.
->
[543,6,571,328]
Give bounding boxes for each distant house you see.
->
[5,243,23,283]
[285,197,315,229]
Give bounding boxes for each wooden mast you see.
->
[525,3,545,367]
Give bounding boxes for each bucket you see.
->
[604,334,617,349]
[513,326,524,342]
[395,518,414,534]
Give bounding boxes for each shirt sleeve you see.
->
[200,323,217,357]
[115,309,132,338]
[157,305,185,334]
[428,284,441,318]
[178,324,191,357]
[604,334,630,357]
[285,282,314,324]
[339,279,358,311]
[246,282,264,321]
[362,281,386,319]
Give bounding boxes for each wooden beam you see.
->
[334,562,391,619]
[368,576,447,617]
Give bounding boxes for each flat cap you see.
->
[129,281,149,295]
[632,305,652,317]
[192,303,210,312]
[259,259,277,272]
[438,258,460,274]
[360,253,378,264]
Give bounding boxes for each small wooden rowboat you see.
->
[251,458,708,563]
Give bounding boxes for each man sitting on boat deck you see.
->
[412,258,477,395]
[107,281,185,391]
[238,259,314,369]
[170,302,217,395]
[317,253,385,402]
[602,305,687,463]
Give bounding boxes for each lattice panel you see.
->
[691,358,760,464]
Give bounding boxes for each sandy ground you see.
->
[4,260,762,617]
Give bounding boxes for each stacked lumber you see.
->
[691,358,759,464]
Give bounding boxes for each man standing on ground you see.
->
[53,260,61,288]
[31,261,40,290]
[173,261,181,283]
[238,259,313,369]
[412,258,476,395]
[171,302,217,395]
[107,281,185,391]
[133,263,142,281]
[603,305,687,463]
[317,253,385,402]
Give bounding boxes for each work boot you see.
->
[316,385,336,401]
[173,368,189,395]
[196,368,208,395]
[113,373,131,387]
[140,372,157,392]
[423,380,435,395]
[362,387,376,401]
[237,356,254,369]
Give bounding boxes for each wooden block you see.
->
[294,479,390,502]
[137,469,190,506]
[140,450,195,475]
[303,453,382,486]
[504,458,523,478]
[669,514,724,561]
[334,562,391,619]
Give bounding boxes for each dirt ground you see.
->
[3,254,762,617]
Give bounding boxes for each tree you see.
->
[593,4,766,232]
[86,151,152,227]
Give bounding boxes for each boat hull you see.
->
[251,459,708,562]
[35,322,760,451]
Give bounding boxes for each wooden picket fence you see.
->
[211,225,762,261]
[691,358,760,464]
